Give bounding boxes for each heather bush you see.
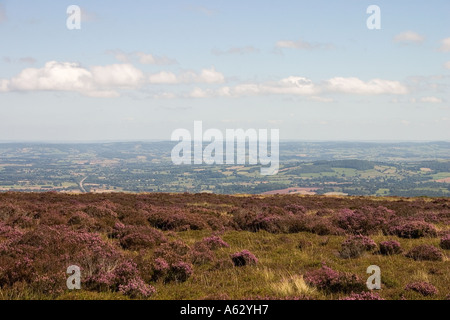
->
[190,242,216,265]
[405,281,438,296]
[31,273,66,296]
[87,260,155,298]
[232,209,307,234]
[111,261,141,287]
[8,214,35,229]
[0,221,23,240]
[339,235,377,259]
[110,223,166,250]
[120,231,164,250]
[120,209,150,226]
[231,250,258,267]
[118,277,156,298]
[150,240,194,283]
[0,225,123,295]
[340,291,384,300]
[154,240,190,264]
[304,265,366,293]
[284,204,307,215]
[83,203,118,218]
[405,245,444,261]
[379,240,402,255]
[302,216,343,236]
[151,257,170,281]
[202,235,229,250]
[253,214,288,233]
[147,209,209,231]
[239,212,287,233]
[39,211,68,226]
[315,208,334,217]
[67,211,94,227]
[389,221,437,239]
[0,203,26,220]
[166,261,194,282]
[440,234,450,250]
[334,206,394,235]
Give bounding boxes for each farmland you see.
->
[0,141,449,197]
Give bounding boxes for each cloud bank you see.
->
[0,61,408,99]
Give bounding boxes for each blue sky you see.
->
[0,0,449,141]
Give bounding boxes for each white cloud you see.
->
[326,77,408,95]
[229,83,261,96]
[135,52,177,65]
[445,61,450,69]
[264,77,318,95]
[186,76,318,98]
[91,63,144,88]
[107,50,177,65]
[183,76,408,99]
[150,67,225,84]
[135,52,157,64]
[420,96,442,103]
[189,87,211,98]
[0,79,9,92]
[0,61,142,97]
[212,46,259,56]
[8,61,94,92]
[216,86,232,97]
[0,61,225,97]
[0,61,409,100]
[276,39,333,50]
[225,77,318,97]
[148,71,178,84]
[439,38,450,52]
[109,50,129,63]
[394,31,425,44]
[195,67,225,83]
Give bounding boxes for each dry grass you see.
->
[270,274,317,297]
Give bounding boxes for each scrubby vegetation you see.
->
[0,192,448,300]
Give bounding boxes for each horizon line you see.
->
[0,139,449,144]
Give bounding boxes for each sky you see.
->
[0,0,449,142]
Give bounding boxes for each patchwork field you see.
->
[0,192,448,300]
[1,142,449,197]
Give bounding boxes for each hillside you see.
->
[0,192,448,300]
